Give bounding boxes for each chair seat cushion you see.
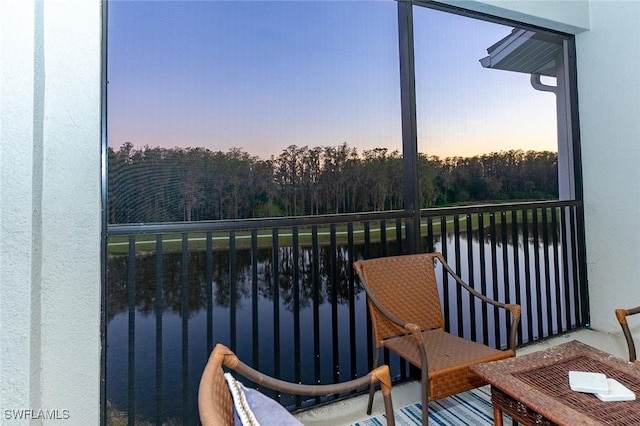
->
[225,373,303,426]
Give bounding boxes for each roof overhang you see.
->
[480,28,563,77]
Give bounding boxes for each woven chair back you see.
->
[354,253,444,345]
[198,345,235,425]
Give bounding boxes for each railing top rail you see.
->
[107,209,411,236]
[420,199,581,217]
[106,200,582,236]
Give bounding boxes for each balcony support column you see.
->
[398,0,421,254]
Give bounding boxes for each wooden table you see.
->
[470,340,640,425]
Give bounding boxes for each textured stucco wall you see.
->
[573,1,640,333]
[0,0,38,415]
[0,1,102,424]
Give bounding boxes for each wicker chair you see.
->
[615,306,640,364]
[354,252,521,425]
[198,343,396,426]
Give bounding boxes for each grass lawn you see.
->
[107,209,552,256]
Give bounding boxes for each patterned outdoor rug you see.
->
[351,386,498,426]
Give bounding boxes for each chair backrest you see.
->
[198,344,236,426]
[354,253,444,345]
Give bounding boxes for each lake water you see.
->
[106,224,574,424]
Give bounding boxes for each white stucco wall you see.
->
[574,1,640,333]
[1,0,38,416]
[0,1,102,424]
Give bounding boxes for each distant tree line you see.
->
[108,142,558,224]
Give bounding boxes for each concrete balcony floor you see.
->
[294,327,629,426]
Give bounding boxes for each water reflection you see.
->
[107,245,362,321]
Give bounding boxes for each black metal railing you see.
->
[105,200,587,425]
[418,200,588,347]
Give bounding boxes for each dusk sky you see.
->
[107,0,557,159]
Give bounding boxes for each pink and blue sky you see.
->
[107,1,556,159]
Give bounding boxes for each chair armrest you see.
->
[216,344,395,417]
[616,306,640,324]
[232,355,387,396]
[503,304,521,352]
[200,344,396,426]
[433,253,521,351]
[405,322,424,344]
[616,307,640,362]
